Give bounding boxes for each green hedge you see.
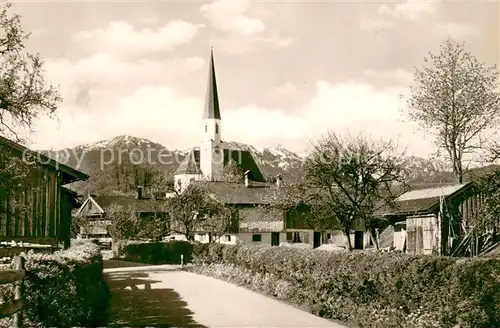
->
[0,241,110,328]
[191,243,500,328]
[120,241,194,265]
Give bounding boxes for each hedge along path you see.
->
[0,256,27,328]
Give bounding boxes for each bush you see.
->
[120,241,194,265]
[0,241,110,328]
[191,243,500,328]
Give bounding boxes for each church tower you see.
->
[200,48,224,181]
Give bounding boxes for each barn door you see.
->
[422,216,434,254]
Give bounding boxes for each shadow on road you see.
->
[106,270,207,327]
[104,259,152,269]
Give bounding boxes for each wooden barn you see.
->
[74,188,170,242]
[376,182,481,255]
[0,136,88,249]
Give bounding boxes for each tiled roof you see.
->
[194,181,278,205]
[174,149,201,175]
[174,148,266,183]
[92,195,169,213]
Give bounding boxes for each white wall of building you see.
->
[174,173,203,193]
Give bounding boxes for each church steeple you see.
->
[203,47,221,120]
[200,47,223,181]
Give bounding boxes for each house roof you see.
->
[192,181,278,205]
[0,135,88,184]
[76,195,169,217]
[375,182,473,217]
[174,148,266,183]
[203,48,221,120]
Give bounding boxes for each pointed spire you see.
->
[203,47,221,120]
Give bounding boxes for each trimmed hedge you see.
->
[191,243,500,328]
[120,241,194,265]
[0,240,110,328]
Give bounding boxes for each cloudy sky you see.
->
[11,0,499,157]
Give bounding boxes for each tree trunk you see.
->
[369,228,379,250]
[344,228,353,250]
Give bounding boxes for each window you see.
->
[215,123,219,134]
[252,234,262,242]
[225,235,231,242]
[286,232,293,241]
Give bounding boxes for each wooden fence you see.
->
[0,256,27,328]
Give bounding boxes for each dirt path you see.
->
[104,260,346,327]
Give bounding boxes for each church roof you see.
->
[174,149,202,175]
[203,48,221,120]
[174,147,266,182]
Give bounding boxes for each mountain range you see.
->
[39,135,461,194]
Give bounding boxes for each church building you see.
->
[173,49,266,192]
[172,49,293,246]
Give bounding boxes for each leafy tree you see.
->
[106,204,140,242]
[220,160,245,183]
[301,132,408,250]
[406,38,500,183]
[167,183,236,241]
[0,3,61,138]
[0,3,61,203]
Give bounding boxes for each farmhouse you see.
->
[376,182,481,255]
[74,186,169,243]
[0,135,88,249]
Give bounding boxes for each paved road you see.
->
[104,261,346,327]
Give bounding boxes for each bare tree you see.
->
[302,132,408,250]
[406,38,500,183]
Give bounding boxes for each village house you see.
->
[73,186,169,244]
[0,135,88,249]
[172,49,372,249]
[376,182,481,255]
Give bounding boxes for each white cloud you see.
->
[435,22,480,38]
[43,54,205,107]
[200,0,293,54]
[31,86,203,151]
[377,1,438,21]
[200,0,265,36]
[30,62,433,157]
[71,20,203,58]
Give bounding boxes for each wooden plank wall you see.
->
[406,214,438,255]
[0,165,60,246]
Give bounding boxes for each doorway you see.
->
[271,232,280,246]
[354,231,364,249]
[313,231,321,248]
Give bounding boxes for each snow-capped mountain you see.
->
[40,135,455,194]
[40,135,306,182]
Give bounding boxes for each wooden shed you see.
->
[0,136,88,249]
[376,182,480,255]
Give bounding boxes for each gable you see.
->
[75,196,105,217]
